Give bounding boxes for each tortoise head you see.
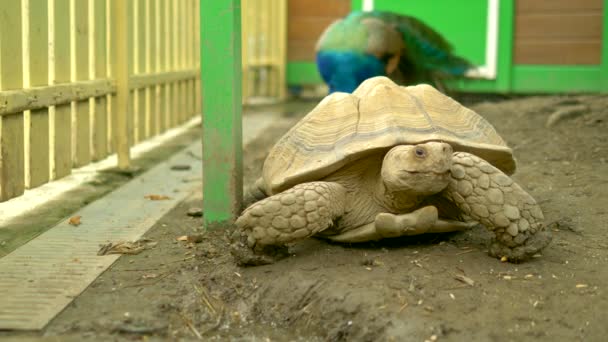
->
[381,141,453,196]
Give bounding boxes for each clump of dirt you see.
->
[5,94,608,341]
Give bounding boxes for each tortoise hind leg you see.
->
[231,181,347,265]
[242,177,269,208]
[443,152,552,262]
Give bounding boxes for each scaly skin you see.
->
[443,152,552,261]
[239,182,347,246]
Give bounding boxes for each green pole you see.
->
[200,0,243,229]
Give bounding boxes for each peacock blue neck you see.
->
[316,50,386,94]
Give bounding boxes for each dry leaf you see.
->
[68,215,82,226]
[145,194,171,200]
[454,274,475,286]
[176,235,189,241]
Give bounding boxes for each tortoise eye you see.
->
[414,147,426,158]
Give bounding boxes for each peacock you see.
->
[315,11,473,94]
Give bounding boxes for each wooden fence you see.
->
[0,0,286,203]
[242,0,287,102]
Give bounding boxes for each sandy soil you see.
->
[5,94,608,341]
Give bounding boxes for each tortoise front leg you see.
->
[230,181,347,265]
[328,206,474,243]
[443,152,552,262]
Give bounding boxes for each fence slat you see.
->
[105,0,115,154]
[134,0,146,142]
[164,0,173,129]
[171,0,180,125]
[0,1,25,201]
[49,0,72,180]
[90,0,108,161]
[113,0,131,169]
[70,0,91,167]
[156,0,167,133]
[194,0,201,114]
[145,0,157,136]
[186,0,195,118]
[277,0,287,100]
[24,0,51,188]
[178,0,187,123]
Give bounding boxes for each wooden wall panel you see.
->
[514,0,603,64]
[287,0,350,61]
[516,0,602,12]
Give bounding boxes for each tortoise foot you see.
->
[489,230,552,262]
[229,228,289,266]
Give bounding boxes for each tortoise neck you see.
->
[374,179,422,212]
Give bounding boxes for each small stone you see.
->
[466,167,482,178]
[479,163,495,173]
[492,213,510,227]
[186,207,203,217]
[471,204,489,218]
[280,194,296,205]
[518,219,530,232]
[491,173,513,187]
[304,190,318,201]
[457,180,473,196]
[507,223,519,236]
[478,174,490,189]
[486,188,504,204]
[504,205,520,220]
[290,215,306,229]
[304,201,317,212]
[271,216,289,230]
[263,200,281,213]
[451,165,466,179]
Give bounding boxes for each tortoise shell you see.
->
[262,77,516,195]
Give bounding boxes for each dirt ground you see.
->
[5,93,608,341]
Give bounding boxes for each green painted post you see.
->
[200,0,243,229]
[601,0,608,92]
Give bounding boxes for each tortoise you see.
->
[231,76,551,265]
